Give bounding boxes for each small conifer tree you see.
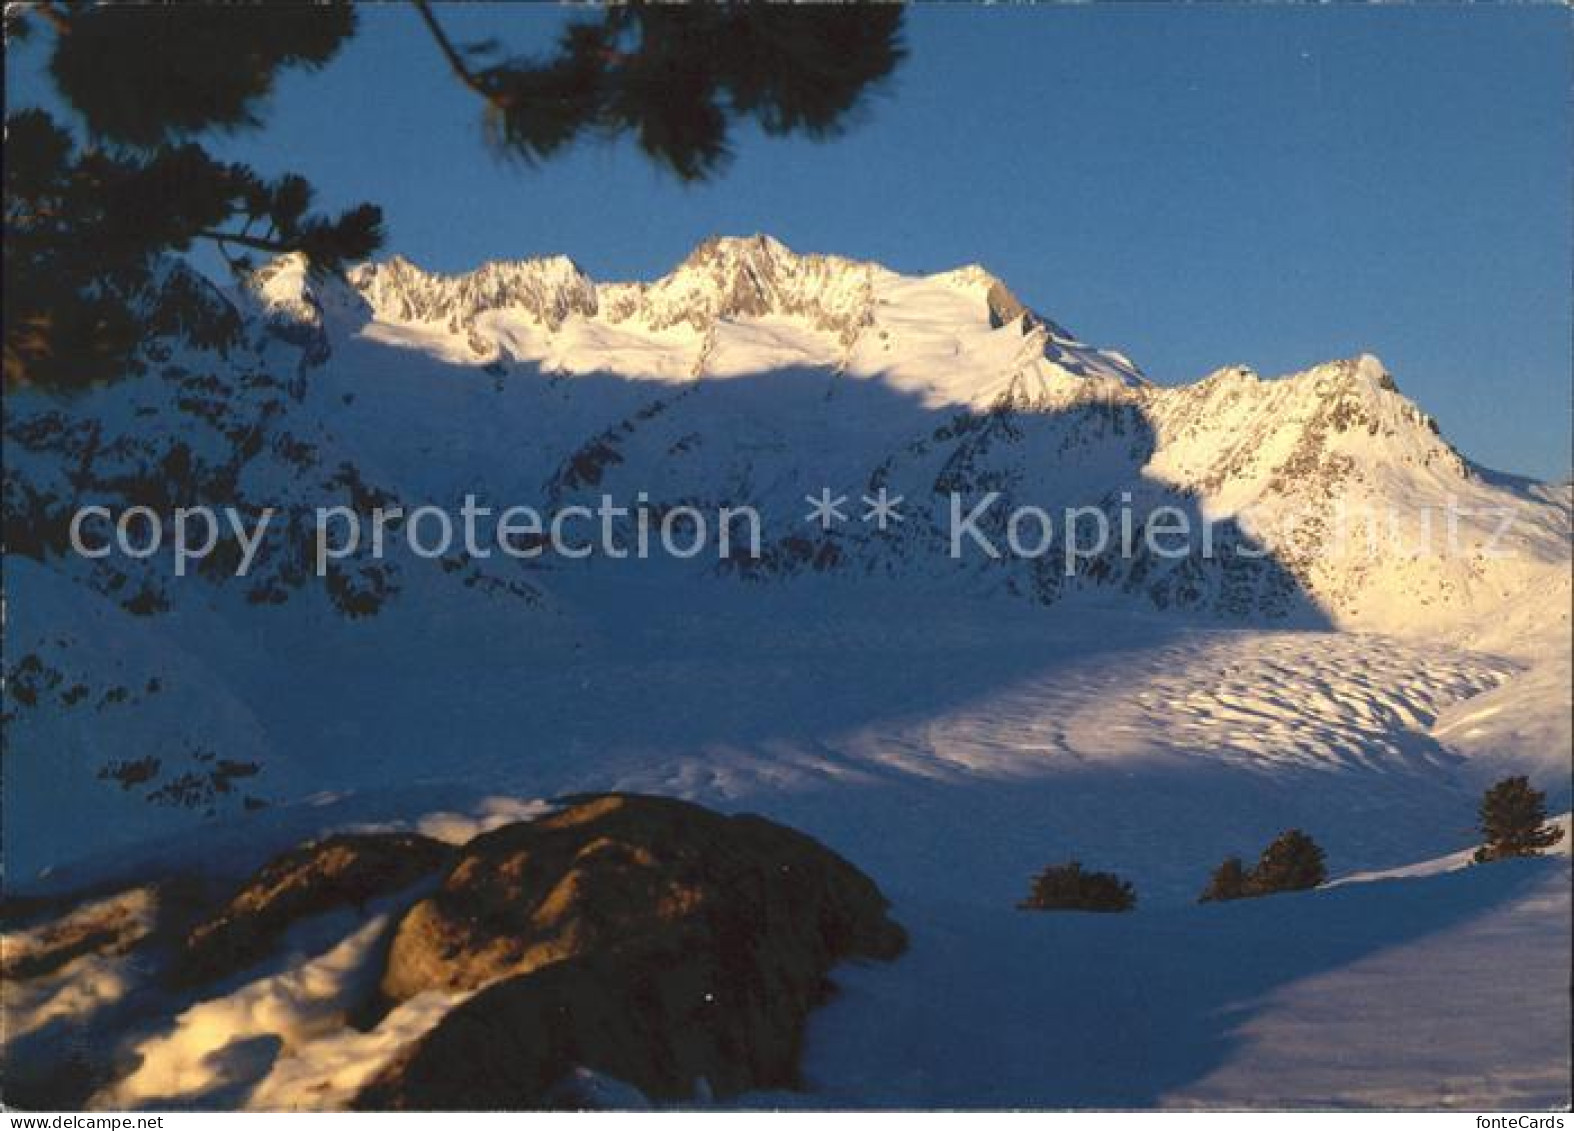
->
[1474,776,1565,863]
[1250,829,1327,894]
[1199,855,1250,903]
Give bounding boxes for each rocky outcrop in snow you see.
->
[1,796,905,1111]
[363,793,905,1107]
[176,832,452,987]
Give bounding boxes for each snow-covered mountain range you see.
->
[7,235,1567,638]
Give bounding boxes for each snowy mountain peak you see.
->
[1348,350,1393,384]
[1148,351,1467,495]
[677,232,799,273]
[622,233,880,341]
[1284,354,1442,436]
[243,251,321,324]
[347,254,597,332]
[235,237,1153,394]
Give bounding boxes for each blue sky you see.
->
[9,5,1570,478]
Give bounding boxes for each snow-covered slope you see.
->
[792,836,1571,1110]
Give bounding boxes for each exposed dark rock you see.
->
[174,831,452,986]
[1,886,156,983]
[0,877,216,1111]
[359,793,904,1108]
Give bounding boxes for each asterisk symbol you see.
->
[804,488,848,530]
[862,487,905,531]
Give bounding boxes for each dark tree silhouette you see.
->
[1248,828,1327,895]
[1473,775,1564,863]
[1198,854,1250,903]
[3,3,905,390]
[1018,860,1136,913]
[4,109,383,389]
[1200,831,1328,902]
